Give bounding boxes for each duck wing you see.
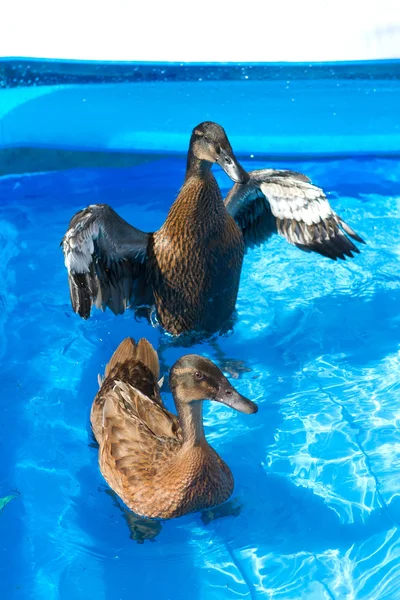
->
[99,382,182,508]
[62,204,152,319]
[91,337,180,444]
[102,380,181,445]
[91,338,182,505]
[224,169,365,260]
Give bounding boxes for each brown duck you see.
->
[91,337,258,519]
[62,121,364,336]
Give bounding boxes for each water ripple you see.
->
[1,157,400,598]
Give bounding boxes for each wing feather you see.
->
[225,169,364,260]
[62,204,152,318]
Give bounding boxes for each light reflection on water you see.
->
[1,156,399,599]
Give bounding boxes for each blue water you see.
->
[1,155,400,599]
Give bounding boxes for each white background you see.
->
[2,0,400,62]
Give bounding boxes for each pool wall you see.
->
[1,59,400,177]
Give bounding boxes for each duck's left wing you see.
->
[62,204,151,319]
[225,169,365,260]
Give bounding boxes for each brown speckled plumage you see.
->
[149,172,244,335]
[91,337,257,519]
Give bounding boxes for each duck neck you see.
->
[162,156,223,230]
[176,399,206,447]
[185,150,213,180]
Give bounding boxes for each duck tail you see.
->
[103,337,159,380]
[136,338,160,380]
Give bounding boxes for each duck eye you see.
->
[225,389,233,396]
[203,136,210,144]
[195,371,203,380]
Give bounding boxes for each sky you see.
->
[1,0,400,62]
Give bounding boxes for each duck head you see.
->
[170,354,258,414]
[187,121,249,184]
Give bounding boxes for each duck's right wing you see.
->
[62,204,152,319]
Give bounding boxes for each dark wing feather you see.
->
[62,204,152,318]
[225,169,365,260]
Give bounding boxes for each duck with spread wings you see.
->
[62,122,364,337]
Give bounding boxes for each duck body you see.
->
[91,337,257,519]
[149,171,244,335]
[102,436,234,520]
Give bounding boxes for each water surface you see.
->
[1,156,399,599]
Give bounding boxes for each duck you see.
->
[62,121,364,337]
[91,337,258,519]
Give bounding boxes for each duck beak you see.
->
[215,382,258,414]
[217,148,249,184]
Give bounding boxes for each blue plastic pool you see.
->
[1,60,400,599]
